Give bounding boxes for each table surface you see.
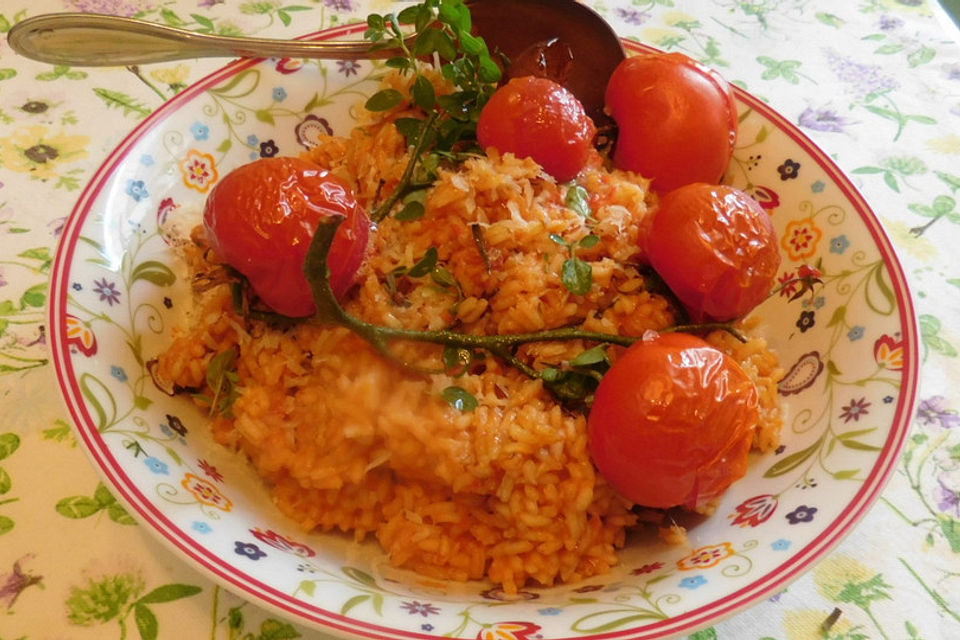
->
[1,1,959,639]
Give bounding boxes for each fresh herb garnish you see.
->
[564,184,593,218]
[540,345,611,405]
[363,0,502,222]
[443,345,479,376]
[442,385,478,411]
[302,217,745,405]
[551,233,599,296]
[199,348,241,417]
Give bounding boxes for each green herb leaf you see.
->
[394,117,425,145]
[206,348,239,416]
[395,200,426,221]
[578,234,600,250]
[442,385,478,411]
[565,185,592,217]
[561,258,592,295]
[407,247,439,278]
[443,346,476,376]
[570,345,609,367]
[541,369,598,404]
[365,88,404,112]
[412,74,436,110]
[385,56,411,70]
[431,266,458,289]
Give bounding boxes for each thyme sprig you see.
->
[363,0,502,222]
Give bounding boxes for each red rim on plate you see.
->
[48,25,919,640]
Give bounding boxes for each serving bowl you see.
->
[49,22,919,640]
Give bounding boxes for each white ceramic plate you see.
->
[50,24,919,640]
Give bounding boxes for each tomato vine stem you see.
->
[303,217,746,387]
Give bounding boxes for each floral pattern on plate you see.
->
[47,28,918,640]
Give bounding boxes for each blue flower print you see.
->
[71,282,82,291]
[192,521,212,534]
[830,234,850,254]
[246,134,259,146]
[125,179,148,202]
[771,538,792,551]
[811,179,826,193]
[140,154,155,166]
[421,624,434,632]
[538,607,563,615]
[144,456,169,475]
[190,121,210,141]
[110,365,127,382]
[848,326,865,341]
[272,87,287,102]
[234,541,267,560]
[679,575,707,590]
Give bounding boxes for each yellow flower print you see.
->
[0,125,88,181]
[874,0,931,15]
[662,11,698,27]
[677,542,735,571]
[150,64,190,91]
[641,28,685,48]
[181,472,233,511]
[781,216,823,261]
[885,219,938,261]
[179,149,219,193]
[783,609,858,640]
[813,554,877,602]
[925,134,960,155]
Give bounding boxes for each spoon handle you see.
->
[6,13,399,66]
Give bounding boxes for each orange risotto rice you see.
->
[156,79,783,593]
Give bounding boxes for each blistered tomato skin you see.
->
[604,53,738,192]
[477,76,597,182]
[587,332,759,510]
[203,157,370,317]
[643,183,780,322]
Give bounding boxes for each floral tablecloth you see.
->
[0,1,958,639]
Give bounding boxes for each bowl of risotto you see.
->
[49,16,919,640]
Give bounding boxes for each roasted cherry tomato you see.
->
[643,183,780,322]
[587,332,759,510]
[477,75,597,182]
[203,156,370,317]
[604,53,738,192]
